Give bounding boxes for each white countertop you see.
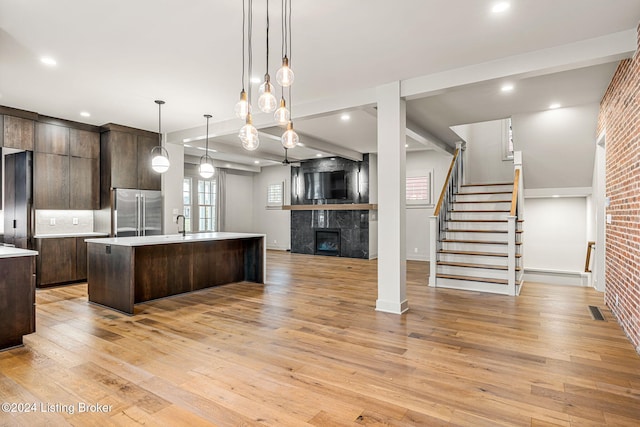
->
[85,232,266,247]
[0,246,38,258]
[34,232,110,239]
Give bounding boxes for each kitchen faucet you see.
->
[176,214,186,236]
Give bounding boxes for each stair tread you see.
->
[446,219,524,223]
[444,229,523,233]
[436,273,508,285]
[441,239,522,245]
[438,261,522,271]
[461,182,512,187]
[452,200,512,204]
[449,210,510,213]
[455,191,513,195]
[438,249,522,257]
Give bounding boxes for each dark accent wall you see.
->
[290,155,371,259]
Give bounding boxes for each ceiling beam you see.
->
[405,119,454,155]
[259,127,363,162]
[401,29,636,99]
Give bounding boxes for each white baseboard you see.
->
[407,255,428,262]
[524,268,589,286]
[267,245,289,251]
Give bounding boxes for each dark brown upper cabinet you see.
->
[1,115,35,150]
[36,122,69,155]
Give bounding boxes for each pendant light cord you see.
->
[265,0,269,76]
[241,0,246,91]
[158,102,162,147]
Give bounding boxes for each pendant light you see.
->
[199,114,215,179]
[274,97,290,125]
[151,100,170,173]
[258,0,277,113]
[238,0,260,150]
[276,0,295,87]
[280,0,298,149]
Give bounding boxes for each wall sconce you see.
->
[294,169,302,199]
[356,167,362,196]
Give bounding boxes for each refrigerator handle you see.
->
[135,193,141,236]
[140,194,147,236]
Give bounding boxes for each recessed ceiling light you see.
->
[254,160,260,164]
[316,153,322,157]
[552,195,560,198]
[225,163,232,167]
[250,77,261,84]
[549,103,561,110]
[340,114,350,121]
[296,142,304,147]
[40,56,57,66]
[80,111,91,117]
[501,84,514,92]
[330,157,336,160]
[492,2,510,13]
[405,144,409,148]
[184,144,193,148]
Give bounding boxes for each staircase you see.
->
[429,148,524,296]
[435,182,524,295]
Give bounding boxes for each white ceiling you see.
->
[1,1,639,166]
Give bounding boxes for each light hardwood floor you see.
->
[1,251,639,426]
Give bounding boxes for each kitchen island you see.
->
[85,232,265,314]
[0,246,38,351]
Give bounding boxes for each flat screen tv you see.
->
[304,171,347,200]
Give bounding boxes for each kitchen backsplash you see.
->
[35,210,94,235]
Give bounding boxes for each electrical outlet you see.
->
[49,218,56,226]
[615,294,619,306]
[72,217,79,225]
[414,247,418,253]
[274,240,277,244]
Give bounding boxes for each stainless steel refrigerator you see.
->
[113,189,163,237]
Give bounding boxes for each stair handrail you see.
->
[510,168,520,217]
[430,148,462,287]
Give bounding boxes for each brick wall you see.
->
[597,24,640,353]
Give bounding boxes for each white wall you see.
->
[512,103,598,189]
[225,171,254,232]
[454,118,513,184]
[252,164,291,250]
[163,142,184,234]
[406,150,453,261]
[523,197,587,273]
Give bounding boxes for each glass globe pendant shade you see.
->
[276,56,294,87]
[199,157,215,179]
[151,145,170,173]
[234,90,249,119]
[274,98,290,126]
[258,90,277,113]
[281,121,299,149]
[239,114,260,151]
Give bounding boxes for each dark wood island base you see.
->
[86,233,265,315]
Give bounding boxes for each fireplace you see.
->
[315,230,341,256]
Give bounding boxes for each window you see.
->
[406,172,433,207]
[197,179,217,231]
[183,178,192,232]
[267,182,284,208]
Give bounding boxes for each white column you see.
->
[376,82,408,314]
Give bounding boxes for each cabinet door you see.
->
[109,131,138,189]
[36,238,76,286]
[0,256,35,348]
[35,122,69,155]
[137,134,161,190]
[2,116,35,150]
[70,129,99,158]
[70,156,99,209]
[76,237,87,281]
[34,152,70,209]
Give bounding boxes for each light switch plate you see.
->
[73,217,79,225]
[50,218,56,226]
[606,214,612,224]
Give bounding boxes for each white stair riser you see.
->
[447,221,508,231]
[449,211,508,221]
[455,193,513,202]
[438,265,509,280]
[458,185,513,194]
[433,278,510,295]
[444,231,509,241]
[438,253,509,266]
[451,202,512,211]
[441,242,520,253]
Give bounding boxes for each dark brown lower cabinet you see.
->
[36,237,89,287]
[0,255,36,350]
